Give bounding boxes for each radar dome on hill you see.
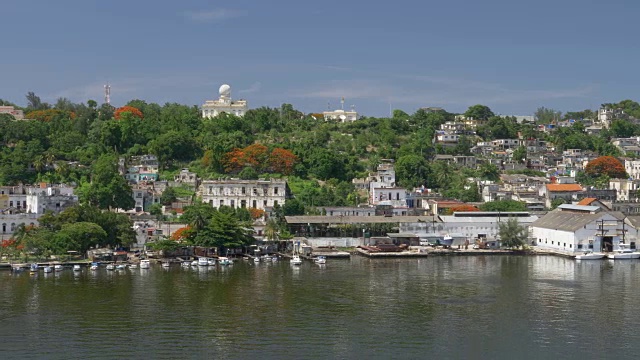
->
[219,84,231,97]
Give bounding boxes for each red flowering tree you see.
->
[222,144,270,173]
[248,208,265,220]
[585,156,627,179]
[114,106,144,120]
[268,148,298,175]
[26,109,76,122]
[170,226,191,242]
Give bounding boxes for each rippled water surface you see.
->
[1,256,639,359]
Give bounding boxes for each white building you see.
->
[323,109,358,122]
[25,185,77,215]
[200,179,288,210]
[531,204,629,253]
[202,84,248,118]
[0,214,39,240]
[625,159,640,180]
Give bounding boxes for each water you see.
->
[1,256,639,359]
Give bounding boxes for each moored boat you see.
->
[30,263,39,273]
[73,264,81,272]
[140,259,151,269]
[191,260,199,267]
[575,251,605,260]
[207,258,216,266]
[128,263,138,269]
[291,255,302,266]
[54,264,64,272]
[314,256,327,264]
[90,263,99,271]
[106,263,115,271]
[218,257,232,266]
[181,261,191,268]
[607,244,640,259]
[116,264,127,270]
[162,261,170,268]
[198,257,210,266]
[43,265,53,273]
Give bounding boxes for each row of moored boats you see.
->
[575,245,640,260]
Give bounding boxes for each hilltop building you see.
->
[202,84,248,118]
[200,178,289,211]
[0,106,24,120]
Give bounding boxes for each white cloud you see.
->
[183,9,246,23]
[239,82,262,94]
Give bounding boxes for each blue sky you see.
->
[1,0,638,116]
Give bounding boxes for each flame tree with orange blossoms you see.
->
[114,106,144,120]
[222,144,297,174]
[585,156,627,179]
[26,109,76,122]
[170,226,192,242]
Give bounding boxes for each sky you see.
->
[1,0,639,117]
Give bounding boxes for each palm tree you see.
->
[264,219,279,242]
[33,155,45,173]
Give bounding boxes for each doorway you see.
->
[602,236,613,252]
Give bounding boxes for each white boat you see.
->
[54,264,64,272]
[43,266,53,273]
[218,257,232,266]
[191,260,199,267]
[291,255,302,266]
[198,257,210,266]
[575,251,606,260]
[607,246,640,259]
[90,263,99,271]
[128,263,138,269]
[116,264,127,270]
[30,263,39,273]
[106,263,115,270]
[73,264,82,272]
[181,261,191,268]
[140,259,151,269]
[271,256,278,262]
[253,256,260,263]
[162,261,170,268]
[207,259,217,266]
[314,256,327,264]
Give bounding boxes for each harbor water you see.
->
[1,256,640,359]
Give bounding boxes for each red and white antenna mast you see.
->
[104,83,111,105]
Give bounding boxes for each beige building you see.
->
[200,179,289,210]
[202,84,248,118]
[0,105,24,120]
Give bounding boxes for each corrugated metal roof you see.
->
[530,209,625,232]
[284,215,441,224]
[440,215,539,223]
[557,204,600,212]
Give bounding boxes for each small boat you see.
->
[253,256,260,263]
[271,256,278,262]
[73,264,81,272]
[90,263,99,271]
[116,264,127,270]
[440,235,454,247]
[198,257,210,267]
[575,251,605,260]
[191,260,199,267]
[128,263,138,269]
[162,261,170,268]
[106,263,115,271]
[291,255,302,266]
[314,256,327,265]
[181,261,191,268]
[607,247,640,259]
[140,259,151,269]
[54,264,64,272]
[207,259,216,266]
[30,263,39,273]
[43,265,53,273]
[218,257,232,266]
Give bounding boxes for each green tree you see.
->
[79,154,134,210]
[464,104,494,121]
[479,200,528,212]
[395,154,431,189]
[160,187,178,206]
[499,217,528,249]
[512,146,527,164]
[51,222,107,253]
[550,198,566,209]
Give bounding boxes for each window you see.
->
[220,200,224,206]
[209,187,213,194]
[253,188,258,195]
[230,200,235,208]
[253,200,257,208]
[209,200,213,206]
[263,200,267,207]
[241,200,246,208]
[242,187,246,195]
[1,223,5,233]
[578,244,583,249]
[219,187,224,195]
[9,201,12,207]
[274,187,279,195]
[588,244,594,249]
[274,200,278,206]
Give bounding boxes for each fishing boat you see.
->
[575,251,606,260]
[90,263,99,271]
[314,256,327,265]
[43,265,53,273]
[54,264,64,272]
[140,259,151,269]
[73,264,82,272]
[218,257,232,266]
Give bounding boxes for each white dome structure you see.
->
[219,84,231,97]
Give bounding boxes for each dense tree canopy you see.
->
[585,156,627,179]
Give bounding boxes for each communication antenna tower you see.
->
[104,83,111,105]
[341,97,345,110]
